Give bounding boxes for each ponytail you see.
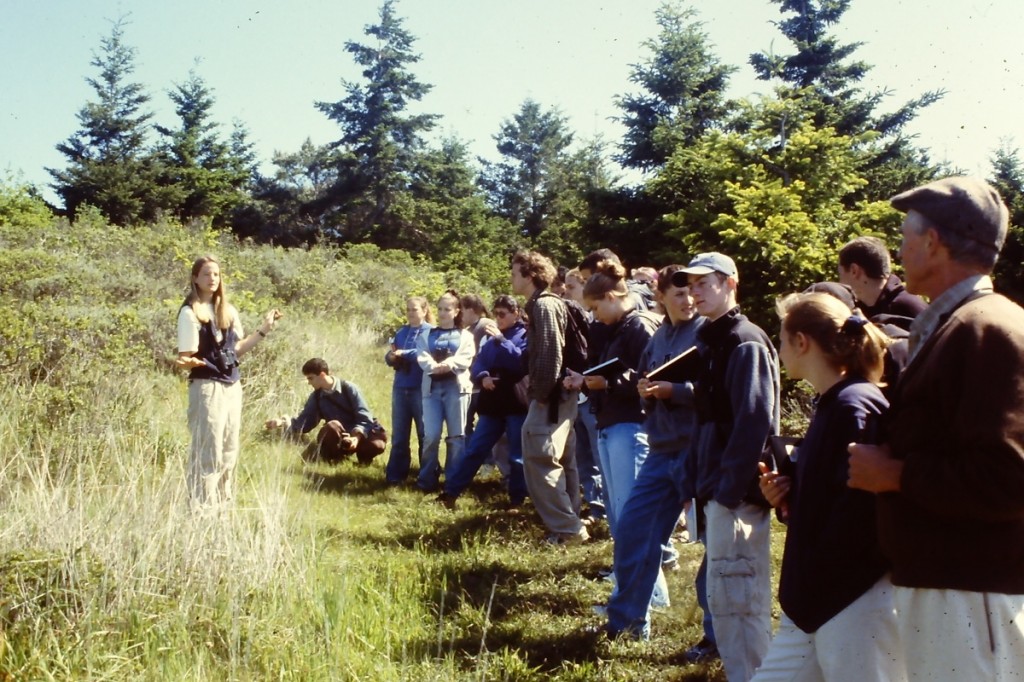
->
[777,292,890,384]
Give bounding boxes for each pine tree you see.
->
[615,1,736,172]
[155,69,252,225]
[48,17,162,225]
[749,0,943,199]
[313,0,439,245]
[990,144,1024,304]
[478,99,575,242]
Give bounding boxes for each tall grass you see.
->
[0,204,749,680]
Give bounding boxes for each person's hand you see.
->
[175,355,206,369]
[758,462,791,509]
[848,443,902,492]
[583,374,608,391]
[639,379,671,400]
[562,368,584,391]
[482,376,499,391]
[482,322,502,338]
[430,364,453,376]
[264,416,288,430]
[260,309,282,335]
[341,435,359,450]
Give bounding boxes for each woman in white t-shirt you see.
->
[176,256,280,508]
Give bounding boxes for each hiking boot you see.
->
[683,637,719,664]
[544,527,590,546]
[434,492,457,510]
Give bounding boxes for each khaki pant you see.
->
[705,500,772,682]
[521,395,582,535]
[896,586,1024,681]
[187,379,242,508]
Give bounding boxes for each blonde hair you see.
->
[406,295,435,324]
[777,292,890,384]
[184,255,233,330]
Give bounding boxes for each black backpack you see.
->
[541,292,590,375]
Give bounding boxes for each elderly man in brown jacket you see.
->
[848,176,1024,680]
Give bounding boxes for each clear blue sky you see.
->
[3,0,1022,205]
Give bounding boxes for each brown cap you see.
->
[890,176,1009,254]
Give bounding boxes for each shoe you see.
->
[662,557,680,572]
[591,603,608,618]
[683,637,720,664]
[544,527,590,546]
[595,566,614,580]
[434,492,457,510]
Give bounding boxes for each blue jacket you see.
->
[287,377,375,437]
[385,323,432,389]
[471,321,528,416]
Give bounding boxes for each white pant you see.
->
[751,575,905,682]
[705,500,772,682]
[187,379,242,508]
[896,586,1024,681]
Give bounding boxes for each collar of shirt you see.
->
[907,274,993,364]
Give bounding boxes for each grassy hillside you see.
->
[0,189,785,680]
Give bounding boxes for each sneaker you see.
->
[591,603,608,618]
[544,527,590,546]
[434,492,457,510]
[662,557,680,572]
[683,637,720,664]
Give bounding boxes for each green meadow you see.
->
[0,192,792,680]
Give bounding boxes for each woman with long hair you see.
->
[752,292,902,681]
[176,255,280,508]
[437,294,529,509]
[384,296,435,484]
[415,291,475,492]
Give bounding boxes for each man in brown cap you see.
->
[848,176,1024,679]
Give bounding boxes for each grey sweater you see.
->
[639,315,705,455]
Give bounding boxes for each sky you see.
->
[3,0,1023,206]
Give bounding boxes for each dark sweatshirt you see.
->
[779,378,889,633]
[590,310,661,430]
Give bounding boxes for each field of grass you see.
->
[0,192,790,680]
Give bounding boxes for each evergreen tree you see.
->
[615,1,736,172]
[313,0,439,246]
[478,99,576,245]
[155,69,252,226]
[48,18,163,225]
[990,144,1024,304]
[749,0,943,198]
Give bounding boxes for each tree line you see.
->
[42,0,1024,310]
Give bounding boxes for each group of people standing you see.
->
[176,174,1024,681]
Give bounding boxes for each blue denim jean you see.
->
[575,401,605,519]
[444,412,527,503]
[418,379,468,492]
[596,421,649,538]
[605,451,683,638]
[386,385,425,483]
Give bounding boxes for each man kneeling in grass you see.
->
[265,358,386,464]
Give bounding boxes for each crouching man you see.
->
[266,358,386,464]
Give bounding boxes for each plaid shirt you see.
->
[525,289,566,401]
[907,275,992,365]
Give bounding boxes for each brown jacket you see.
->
[879,292,1024,593]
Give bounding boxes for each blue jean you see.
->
[444,412,527,503]
[386,385,424,483]
[575,401,605,519]
[606,451,683,638]
[418,379,469,492]
[596,422,649,538]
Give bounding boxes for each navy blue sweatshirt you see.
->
[778,377,889,633]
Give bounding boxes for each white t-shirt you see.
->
[177,303,243,353]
